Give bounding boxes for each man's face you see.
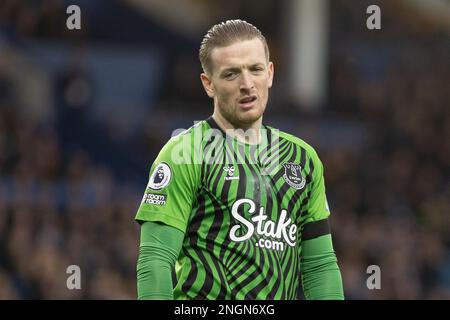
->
[201,38,274,128]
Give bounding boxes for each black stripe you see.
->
[210,152,226,194]
[181,193,206,295]
[224,145,249,270]
[218,149,235,263]
[227,240,253,277]
[187,195,215,299]
[258,125,272,165]
[249,164,261,207]
[245,248,274,299]
[281,247,293,290]
[262,138,290,174]
[171,268,177,289]
[205,137,225,188]
[181,249,198,294]
[258,125,277,164]
[266,140,291,182]
[220,144,234,205]
[202,122,233,299]
[229,245,260,298]
[298,191,312,222]
[280,274,286,300]
[236,162,247,199]
[266,251,282,299]
[224,241,244,272]
[195,253,213,299]
[195,195,224,298]
[201,125,219,186]
[237,139,246,166]
[207,194,230,299]
[296,157,316,222]
[264,182,274,225]
[249,143,260,165]
[227,240,256,284]
[302,218,331,241]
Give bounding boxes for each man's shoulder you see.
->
[266,125,320,160]
[170,119,208,139]
[154,119,209,164]
[160,119,208,149]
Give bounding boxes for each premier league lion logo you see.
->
[147,162,172,190]
[153,167,165,184]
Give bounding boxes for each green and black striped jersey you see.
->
[135,117,331,299]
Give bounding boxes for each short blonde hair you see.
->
[199,19,270,75]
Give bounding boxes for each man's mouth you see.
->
[238,95,257,108]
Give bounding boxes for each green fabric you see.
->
[135,117,339,299]
[277,130,331,224]
[300,234,344,300]
[137,221,184,299]
[135,125,202,233]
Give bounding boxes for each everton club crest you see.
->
[282,162,306,190]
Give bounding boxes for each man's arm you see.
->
[137,221,184,299]
[300,219,344,300]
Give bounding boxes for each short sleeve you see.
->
[135,134,200,233]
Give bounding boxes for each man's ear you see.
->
[267,61,274,89]
[200,73,215,98]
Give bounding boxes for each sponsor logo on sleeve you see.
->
[142,193,167,205]
[147,162,172,190]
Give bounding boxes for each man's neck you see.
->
[212,111,262,145]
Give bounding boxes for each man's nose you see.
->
[240,71,254,91]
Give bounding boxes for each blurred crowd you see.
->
[327,56,450,299]
[0,0,74,39]
[326,0,450,299]
[0,107,140,299]
[1,0,449,299]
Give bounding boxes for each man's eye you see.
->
[224,72,236,79]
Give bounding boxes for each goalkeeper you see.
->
[135,19,344,300]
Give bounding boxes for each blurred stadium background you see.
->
[0,0,449,299]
